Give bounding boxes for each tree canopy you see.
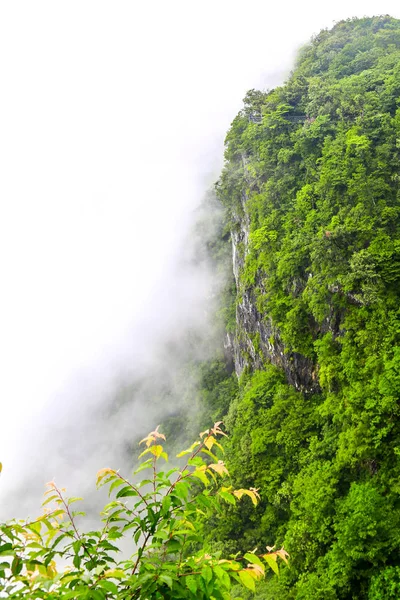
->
[214,15,400,599]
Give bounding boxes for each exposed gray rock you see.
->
[229,190,319,394]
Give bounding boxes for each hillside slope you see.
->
[215,15,400,599]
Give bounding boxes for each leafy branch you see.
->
[0,423,289,598]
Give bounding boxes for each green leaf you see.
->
[159,574,173,589]
[201,565,213,585]
[244,553,265,570]
[0,543,12,555]
[191,469,209,486]
[62,591,89,599]
[99,540,120,552]
[108,479,125,494]
[153,530,169,542]
[188,456,205,467]
[73,555,82,569]
[137,478,153,487]
[185,574,198,594]
[133,459,153,475]
[97,580,119,594]
[89,590,106,600]
[173,481,189,500]
[196,494,213,510]
[200,448,219,462]
[219,491,236,505]
[11,556,22,576]
[166,539,181,553]
[161,495,171,516]
[170,529,195,536]
[213,565,231,589]
[68,497,83,504]
[51,533,70,549]
[116,486,137,498]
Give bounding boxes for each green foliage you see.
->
[196,360,238,423]
[368,567,400,599]
[213,15,400,599]
[0,424,288,598]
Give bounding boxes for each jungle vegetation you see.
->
[212,14,400,600]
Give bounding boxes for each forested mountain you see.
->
[3,14,400,600]
[210,14,400,599]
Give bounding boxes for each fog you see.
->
[1,0,400,519]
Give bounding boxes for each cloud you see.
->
[1,0,400,519]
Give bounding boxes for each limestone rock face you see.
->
[228,191,318,394]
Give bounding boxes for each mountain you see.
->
[212,15,400,599]
[3,14,400,600]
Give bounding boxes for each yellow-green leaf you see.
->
[263,553,279,575]
[219,490,236,505]
[204,435,216,450]
[238,570,255,591]
[103,569,125,579]
[244,553,265,571]
[42,494,58,507]
[233,488,259,506]
[96,468,116,486]
[176,441,201,458]
[139,445,164,459]
[192,468,209,486]
[208,461,229,477]
[275,547,290,565]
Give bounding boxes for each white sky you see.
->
[1,0,400,514]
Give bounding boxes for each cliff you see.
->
[226,185,318,393]
[213,15,400,599]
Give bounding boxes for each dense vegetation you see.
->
[212,15,400,599]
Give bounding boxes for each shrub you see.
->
[0,423,287,599]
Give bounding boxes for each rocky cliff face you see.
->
[226,189,318,394]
